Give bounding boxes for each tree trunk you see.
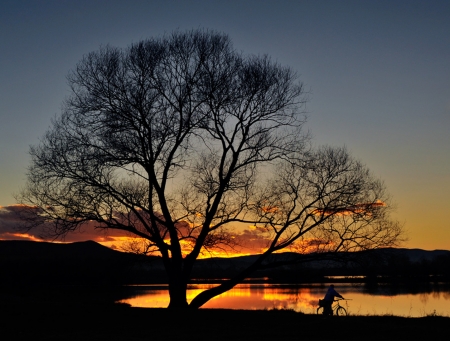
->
[167,277,189,309]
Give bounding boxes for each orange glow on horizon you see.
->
[0,233,44,242]
[96,237,258,258]
[0,203,36,209]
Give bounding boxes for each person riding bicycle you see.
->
[322,284,344,315]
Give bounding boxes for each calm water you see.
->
[118,283,450,317]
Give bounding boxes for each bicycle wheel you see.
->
[336,306,347,316]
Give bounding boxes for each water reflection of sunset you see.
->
[119,284,450,317]
[120,284,328,313]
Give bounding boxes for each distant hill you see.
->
[2,240,450,285]
[0,240,119,259]
[0,240,165,285]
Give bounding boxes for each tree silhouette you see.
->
[18,29,403,309]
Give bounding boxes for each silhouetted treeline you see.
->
[191,248,450,284]
[252,248,450,284]
[2,241,450,286]
[354,249,450,283]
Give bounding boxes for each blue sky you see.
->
[1,0,449,249]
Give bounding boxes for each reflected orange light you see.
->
[119,284,450,317]
[119,284,324,312]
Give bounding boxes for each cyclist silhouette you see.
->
[322,284,344,315]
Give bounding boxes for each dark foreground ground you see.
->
[2,286,449,341]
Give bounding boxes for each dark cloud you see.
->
[0,205,34,237]
[231,227,273,254]
[0,205,128,244]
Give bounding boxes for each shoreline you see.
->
[3,296,449,340]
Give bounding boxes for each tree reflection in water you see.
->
[118,283,450,317]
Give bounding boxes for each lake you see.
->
[118,282,450,317]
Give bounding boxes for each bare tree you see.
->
[18,29,403,309]
[188,146,403,308]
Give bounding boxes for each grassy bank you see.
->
[2,295,449,341]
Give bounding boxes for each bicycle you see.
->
[317,298,349,316]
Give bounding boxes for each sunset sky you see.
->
[1,0,449,251]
